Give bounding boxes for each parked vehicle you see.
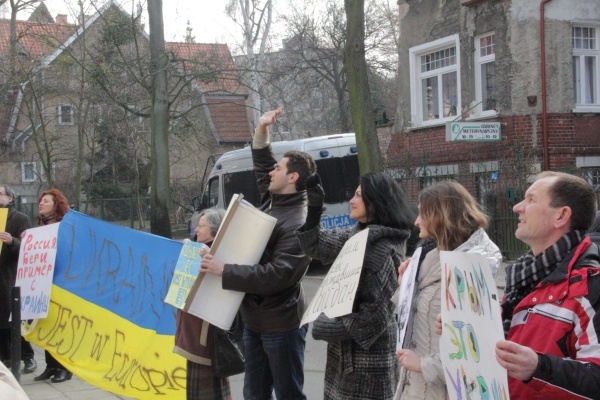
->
[189,133,359,237]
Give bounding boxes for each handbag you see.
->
[211,326,245,377]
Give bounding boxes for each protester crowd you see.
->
[1,107,599,400]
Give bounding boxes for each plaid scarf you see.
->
[501,230,585,336]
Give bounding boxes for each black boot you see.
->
[23,358,37,373]
[51,369,72,383]
[34,367,59,381]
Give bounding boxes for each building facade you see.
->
[385,0,600,256]
[0,1,252,208]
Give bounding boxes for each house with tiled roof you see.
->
[0,0,251,203]
[166,42,251,144]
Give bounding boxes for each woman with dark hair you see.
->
[393,181,501,400]
[32,189,73,383]
[173,208,234,400]
[296,172,416,400]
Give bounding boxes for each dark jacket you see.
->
[0,206,32,322]
[506,237,600,400]
[174,240,215,366]
[588,211,600,245]
[222,145,310,332]
[296,224,410,400]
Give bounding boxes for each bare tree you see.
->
[226,0,273,129]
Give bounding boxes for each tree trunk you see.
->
[148,0,172,238]
[344,0,382,174]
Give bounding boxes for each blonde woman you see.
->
[394,181,501,400]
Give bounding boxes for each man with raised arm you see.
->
[200,108,316,400]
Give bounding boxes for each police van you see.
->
[190,133,359,236]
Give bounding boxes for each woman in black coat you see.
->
[296,172,416,400]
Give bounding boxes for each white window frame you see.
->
[473,32,498,118]
[409,34,461,128]
[572,24,600,113]
[58,104,74,125]
[21,161,38,182]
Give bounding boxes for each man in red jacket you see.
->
[496,171,600,399]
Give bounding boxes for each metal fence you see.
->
[14,167,600,258]
[386,166,600,260]
[16,196,154,230]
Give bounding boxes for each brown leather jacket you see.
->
[221,145,310,332]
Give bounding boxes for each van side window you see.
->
[315,155,359,204]
[224,171,261,207]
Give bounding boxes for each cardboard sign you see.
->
[0,208,7,255]
[396,247,422,350]
[300,228,369,326]
[439,251,509,400]
[15,223,60,319]
[184,194,276,330]
[164,240,205,309]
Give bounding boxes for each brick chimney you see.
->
[56,14,68,24]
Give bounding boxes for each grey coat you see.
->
[297,224,410,400]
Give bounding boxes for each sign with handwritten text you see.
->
[23,211,186,400]
[300,228,369,326]
[165,240,204,309]
[440,251,509,400]
[16,223,59,319]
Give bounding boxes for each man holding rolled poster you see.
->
[200,108,316,400]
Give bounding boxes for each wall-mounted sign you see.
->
[446,122,501,142]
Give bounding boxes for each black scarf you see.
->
[41,215,55,225]
[501,230,585,336]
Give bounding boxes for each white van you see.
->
[190,133,359,236]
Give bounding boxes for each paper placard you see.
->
[184,194,276,330]
[164,240,205,309]
[0,208,7,255]
[396,246,422,350]
[439,251,509,400]
[15,223,60,320]
[300,228,369,326]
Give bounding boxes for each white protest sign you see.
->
[300,228,369,326]
[15,223,60,320]
[184,194,276,330]
[396,246,422,350]
[439,251,509,400]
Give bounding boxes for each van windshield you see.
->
[224,170,261,207]
[220,154,359,208]
[206,177,219,208]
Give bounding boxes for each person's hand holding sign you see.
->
[200,253,225,276]
[0,231,14,246]
[397,349,422,372]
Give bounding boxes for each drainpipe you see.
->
[540,0,552,171]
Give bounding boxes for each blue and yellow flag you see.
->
[23,211,186,399]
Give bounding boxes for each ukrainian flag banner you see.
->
[23,211,186,399]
